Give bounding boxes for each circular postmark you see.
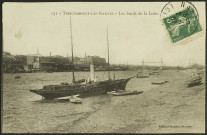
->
[160,2,201,43]
[160,2,199,19]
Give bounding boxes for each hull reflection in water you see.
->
[29,78,131,99]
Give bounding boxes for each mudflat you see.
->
[3,70,205,133]
[62,70,205,133]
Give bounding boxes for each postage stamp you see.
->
[160,2,202,44]
[162,7,202,43]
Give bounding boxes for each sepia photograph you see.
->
[2,1,206,133]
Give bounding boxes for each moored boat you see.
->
[151,82,163,85]
[29,17,132,99]
[152,80,168,85]
[30,77,131,99]
[15,75,21,79]
[149,72,154,75]
[185,77,202,87]
[136,60,149,78]
[151,80,168,85]
[112,90,143,96]
[137,75,149,78]
[107,91,116,94]
[69,95,82,104]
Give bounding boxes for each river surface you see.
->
[2,70,161,133]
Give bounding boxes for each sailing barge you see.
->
[29,17,131,99]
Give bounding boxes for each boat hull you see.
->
[113,91,143,96]
[185,77,202,87]
[137,76,148,78]
[29,78,131,99]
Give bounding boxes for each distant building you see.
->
[3,53,28,73]
[40,62,55,71]
[68,55,106,66]
[74,58,85,65]
[14,55,27,65]
[39,56,59,71]
[84,56,106,66]
[53,55,64,58]
[3,52,17,72]
[3,50,107,72]
[39,57,51,63]
[25,53,42,71]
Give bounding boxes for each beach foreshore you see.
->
[51,70,205,133]
[3,70,205,133]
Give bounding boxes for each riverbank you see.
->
[51,70,205,133]
[2,70,205,133]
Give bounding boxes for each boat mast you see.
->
[142,59,144,73]
[107,27,110,80]
[70,16,75,83]
[160,58,163,70]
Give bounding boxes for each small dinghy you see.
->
[151,80,168,85]
[136,75,149,78]
[113,90,143,96]
[107,91,116,94]
[149,72,154,75]
[151,81,164,85]
[56,96,71,101]
[56,95,82,104]
[15,75,21,79]
[69,95,82,104]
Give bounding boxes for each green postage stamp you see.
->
[162,7,202,43]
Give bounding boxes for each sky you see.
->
[3,2,206,67]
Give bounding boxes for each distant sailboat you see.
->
[29,17,132,99]
[137,59,148,78]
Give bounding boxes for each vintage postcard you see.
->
[2,2,206,133]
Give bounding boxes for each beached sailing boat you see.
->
[29,17,132,99]
[137,59,148,78]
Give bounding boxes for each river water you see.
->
[2,70,161,133]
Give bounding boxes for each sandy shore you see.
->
[57,70,205,133]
